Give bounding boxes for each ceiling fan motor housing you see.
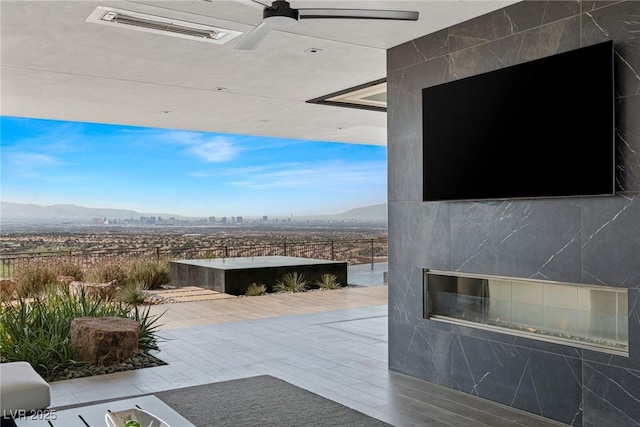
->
[236,0,419,49]
[264,1,299,22]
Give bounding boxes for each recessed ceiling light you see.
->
[86,6,242,44]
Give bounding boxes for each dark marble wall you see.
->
[387,1,640,425]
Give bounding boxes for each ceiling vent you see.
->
[86,6,242,44]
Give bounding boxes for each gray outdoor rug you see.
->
[154,375,392,427]
[2,375,392,427]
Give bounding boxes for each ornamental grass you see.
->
[0,284,163,379]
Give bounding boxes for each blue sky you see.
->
[0,116,387,217]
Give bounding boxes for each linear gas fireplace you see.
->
[423,270,629,356]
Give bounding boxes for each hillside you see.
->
[0,201,181,222]
[331,203,387,222]
[0,201,387,224]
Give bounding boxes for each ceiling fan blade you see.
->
[298,9,418,21]
[236,21,272,50]
[231,0,270,9]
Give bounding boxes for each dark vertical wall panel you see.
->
[387,1,640,425]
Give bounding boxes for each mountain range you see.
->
[0,201,387,224]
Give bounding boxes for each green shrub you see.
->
[0,284,163,379]
[127,260,170,290]
[245,283,267,296]
[133,304,165,353]
[87,260,128,284]
[13,263,58,298]
[119,281,147,305]
[273,272,308,293]
[54,261,84,281]
[315,273,341,289]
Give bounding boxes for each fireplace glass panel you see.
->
[510,280,543,330]
[487,279,512,324]
[424,270,628,355]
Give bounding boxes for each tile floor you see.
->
[49,286,567,426]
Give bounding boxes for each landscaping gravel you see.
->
[45,352,167,382]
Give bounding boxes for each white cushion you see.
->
[0,362,51,412]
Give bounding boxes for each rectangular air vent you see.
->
[86,6,242,44]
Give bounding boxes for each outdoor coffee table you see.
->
[13,395,195,427]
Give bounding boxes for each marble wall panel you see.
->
[450,334,583,424]
[449,199,583,282]
[387,266,424,325]
[451,323,585,359]
[387,29,449,72]
[448,17,580,81]
[387,201,449,268]
[583,361,640,426]
[516,17,581,60]
[389,319,451,387]
[581,2,622,13]
[584,288,640,370]
[616,96,640,192]
[387,56,447,140]
[582,195,640,287]
[388,262,452,332]
[387,133,422,202]
[445,1,576,52]
[388,1,640,425]
[582,1,640,193]
[388,1,581,73]
[582,1,640,99]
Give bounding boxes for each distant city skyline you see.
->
[1,116,387,217]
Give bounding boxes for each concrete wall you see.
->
[387,1,640,425]
[170,258,347,295]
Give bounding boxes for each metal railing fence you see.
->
[0,238,387,278]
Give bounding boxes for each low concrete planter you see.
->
[169,256,348,295]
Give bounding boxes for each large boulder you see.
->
[69,280,120,299]
[70,317,139,366]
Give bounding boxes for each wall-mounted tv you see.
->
[422,40,615,202]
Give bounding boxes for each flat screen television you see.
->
[422,40,615,202]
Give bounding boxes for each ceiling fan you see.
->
[235,0,419,50]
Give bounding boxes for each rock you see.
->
[69,280,120,299]
[70,317,139,366]
[0,279,17,299]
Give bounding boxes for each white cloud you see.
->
[160,131,240,163]
[2,152,63,179]
[7,152,60,167]
[227,161,385,190]
[222,163,299,176]
[187,138,239,162]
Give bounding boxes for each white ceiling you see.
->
[0,0,516,146]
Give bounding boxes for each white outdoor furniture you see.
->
[13,395,194,426]
[0,362,51,413]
